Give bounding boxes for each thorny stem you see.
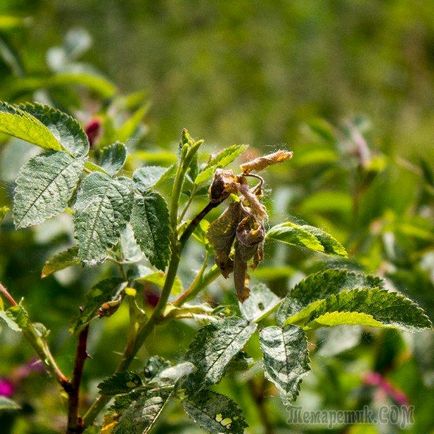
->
[66,325,89,434]
[0,282,70,392]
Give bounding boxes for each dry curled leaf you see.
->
[207,202,245,277]
[233,215,265,302]
[240,149,293,174]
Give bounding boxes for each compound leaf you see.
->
[13,151,84,229]
[18,102,89,156]
[184,317,257,392]
[259,325,310,402]
[184,390,247,434]
[74,173,132,264]
[130,191,170,271]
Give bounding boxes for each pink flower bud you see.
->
[85,118,101,147]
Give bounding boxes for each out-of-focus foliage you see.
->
[0,1,433,433]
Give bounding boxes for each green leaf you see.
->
[41,246,80,278]
[13,151,84,229]
[239,283,280,322]
[0,396,21,411]
[143,356,171,381]
[133,166,167,192]
[135,271,183,296]
[98,372,143,396]
[130,191,170,271]
[111,362,194,434]
[2,304,30,331]
[299,191,352,215]
[0,101,63,151]
[0,206,9,223]
[50,70,117,98]
[276,269,383,325]
[195,144,248,184]
[112,387,172,434]
[71,278,125,333]
[284,288,432,331]
[184,390,247,434]
[18,102,89,157]
[266,221,347,256]
[74,173,132,264]
[98,142,127,176]
[0,309,21,332]
[259,325,310,402]
[184,317,257,392]
[117,103,150,143]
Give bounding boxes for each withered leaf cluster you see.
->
[207,170,266,302]
[206,150,292,302]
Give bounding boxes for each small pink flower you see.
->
[0,378,15,397]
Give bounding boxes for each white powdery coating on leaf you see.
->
[259,325,310,402]
[74,172,132,264]
[13,151,84,228]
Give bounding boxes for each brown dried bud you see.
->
[240,149,293,174]
[209,169,239,203]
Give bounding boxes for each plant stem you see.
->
[179,200,223,250]
[83,145,190,425]
[83,141,224,426]
[173,264,220,307]
[0,282,70,391]
[0,282,18,306]
[66,325,89,434]
[178,183,197,222]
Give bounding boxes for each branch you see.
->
[66,325,89,434]
[0,282,70,392]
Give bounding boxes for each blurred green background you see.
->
[0,1,433,433]
[3,0,434,156]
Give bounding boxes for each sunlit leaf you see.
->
[98,142,127,176]
[14,151,84,229]
[266,221,347,256]
[0,101,63,151]
[195,144,248,184]
[74,173,132,264]
[130,191,170,270]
